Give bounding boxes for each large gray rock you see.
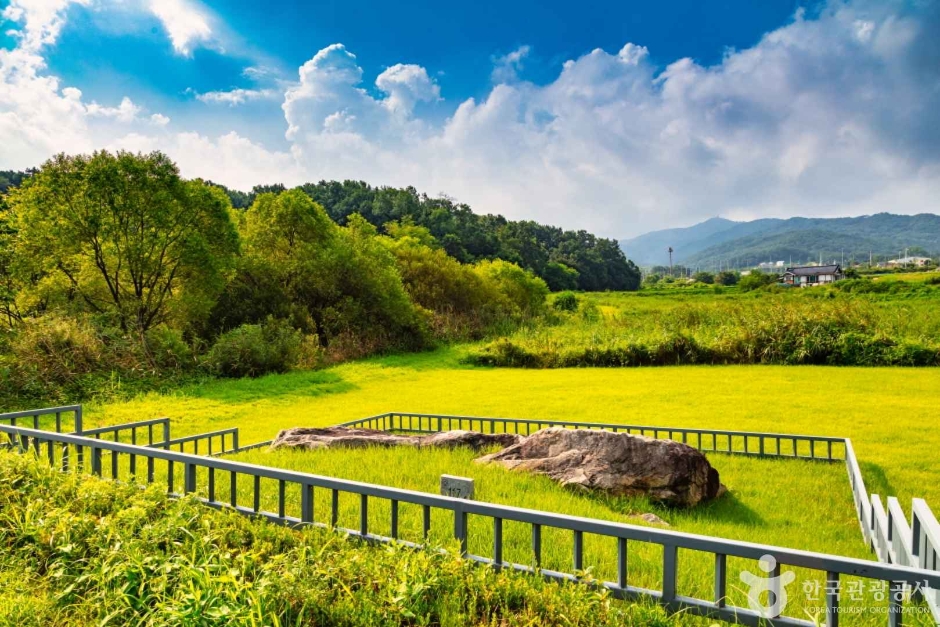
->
[270,427,521,452]
[475,427,724,507]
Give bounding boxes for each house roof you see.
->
[784,265,842,276]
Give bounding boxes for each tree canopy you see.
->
[6,151,239,332]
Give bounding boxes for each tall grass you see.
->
[468,291,940,367]
[0,450,676,627]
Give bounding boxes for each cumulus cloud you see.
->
[196,88,278,105]
[147,0,214,56]
[2,0,90,52]
[375,64,440,116]
[2,0,940,238]
[0,0,174,165]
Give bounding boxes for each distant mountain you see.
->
[620,213,940,268]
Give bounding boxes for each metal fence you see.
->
[0,405,82,433]
[2,420,939,627]
[338,412,848,461]
[150,427,239,456]
[338,410,940,623]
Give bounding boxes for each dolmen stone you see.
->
[475,427,724,507]
[270,427,522,452]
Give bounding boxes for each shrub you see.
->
[692,271,714,284]
[9,315,103,384]
[553,291,580,312]
[144,325,194,371]
[473,259,549,319]
[738,272,777,292]
[205,318,302,378]
[382,237,506,339]
[715,271,739,286]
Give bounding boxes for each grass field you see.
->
[65,350,938,624]
[468,286,940,367]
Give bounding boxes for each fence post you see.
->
[453,501,468,556]
[662,544,678,607]
[233,430,239,452]
[163,420,171,446]
[91,446,102,476]
[74,406,83,434]
[184,463,197,494]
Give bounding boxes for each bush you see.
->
[144,325,194,370]
[205,319,302,378]
[553,291,580,312]
[473,259,549,319]
[715,271,739,286]
[692,271,714,284]
[382,237,506,340]
[738,272,777,292]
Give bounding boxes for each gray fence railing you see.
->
[338,412,847,461]
[80,417,171,446]
[150,427,239,456]
[0,405,82,433]
[338,410,940,623]
[3,421,939,627]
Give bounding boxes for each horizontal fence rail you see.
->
[0,405,82,434]
[150,427,239,456]
[339,412,848,461]
[79,417,171,447]
[3,421,940,627]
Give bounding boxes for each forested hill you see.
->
[1,169,638,291]
[620,214,940,268]
[214,180,639,292]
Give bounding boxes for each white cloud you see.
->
[150,112,170,126]
[85,96,142,122]
[491,45,530,83]
[375,64,440,116]
[1,0,90,52]
[147,0,213,56]
[2,0,940,239]
[196,88,278,106]
[0,0,173,166]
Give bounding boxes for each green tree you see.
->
[214,192,427,351]
[738,272,777,292]
[693,271,715,284]
[8,151,239,332]
[542,261,580,291]
[715,271,739,286]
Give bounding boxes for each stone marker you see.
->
[440,474,474,499]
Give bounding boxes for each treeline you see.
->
[210,180,640,292]
[0,151,552,401]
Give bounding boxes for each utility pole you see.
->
[668,247,674,276]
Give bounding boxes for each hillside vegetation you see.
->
[0,151,557,403]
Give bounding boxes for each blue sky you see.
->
[1,0,938,237]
